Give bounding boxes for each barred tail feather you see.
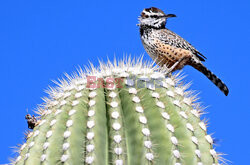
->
[191,62,229,96]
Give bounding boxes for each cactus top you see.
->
[11,57,224,165]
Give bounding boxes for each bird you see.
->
[138,7,229,96]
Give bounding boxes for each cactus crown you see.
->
[11,57,224,165]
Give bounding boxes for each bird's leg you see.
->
[166,58,185,75]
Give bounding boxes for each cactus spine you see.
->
[12,58,221,165]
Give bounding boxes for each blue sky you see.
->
[0,0,249,164]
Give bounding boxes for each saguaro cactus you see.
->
[12,58,222,165]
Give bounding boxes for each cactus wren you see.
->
[138,7,229,96]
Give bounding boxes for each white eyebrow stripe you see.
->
[143,10,165,17]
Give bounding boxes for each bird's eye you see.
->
[151,15,159,18]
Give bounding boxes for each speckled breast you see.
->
[140,29,192,70]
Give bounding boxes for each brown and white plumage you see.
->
[138,7,229,96]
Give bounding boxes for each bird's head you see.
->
[138,7,176,28]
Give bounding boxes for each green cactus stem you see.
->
[12,57,222,165]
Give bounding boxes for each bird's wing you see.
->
[156,29,207,62]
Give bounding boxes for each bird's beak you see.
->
[165,14,177,18]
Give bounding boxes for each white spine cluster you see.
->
[173,86,203,161]
[106,82,124,165]
[128,85,154,162]
[40,88,74,163]
[40,107,61,162]
[173,82,218,164]
[151,87,182,162]
[60,105,78,163]
[85,89,97,164]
